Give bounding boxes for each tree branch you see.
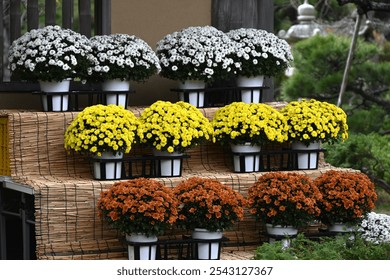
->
[350,85,390,110]
[362,167,390,195]
[337,0,390,14]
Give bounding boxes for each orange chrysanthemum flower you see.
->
[247,172,322,228]
[173,177,247,231]
[97,178,179,237]
[315,170,377,225]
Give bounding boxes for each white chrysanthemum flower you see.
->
[227,28,293,77]
[8,25,93,82]
[358,212,390,244]
[89,33,160,82]
[156,26,237,82]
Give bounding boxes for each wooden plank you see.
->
[212,0,262,31]
[62,0,74,29]
[94,0,111,35]
[10,0,21,43]
[211,0,274,101]
[211,0,274,35]
[45,0,56,26]
[257,0,275,102]
[0,0,4,81]
[27,0,39,30]
[257,0,274,32]
[78,0,92,37]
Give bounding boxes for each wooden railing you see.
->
[0,0,111,89]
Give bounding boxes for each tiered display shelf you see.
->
[0,103,356,260]
[33,90,135,112]
[171,85,269,107]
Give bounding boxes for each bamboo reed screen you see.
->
[3,104,354,259]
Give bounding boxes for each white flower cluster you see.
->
[89,34,161,82]
[358,212,390,244]
[8,25,92,82]
[227,28,293,77]
[156,26,238,83]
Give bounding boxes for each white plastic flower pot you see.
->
[236,75,264,103]
[192,228,223,260]
[126,233,158,260]
[179,80,206,108]
[39,80,70,112]
[230,143,261,172]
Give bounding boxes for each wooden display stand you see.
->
[0,105,357,259]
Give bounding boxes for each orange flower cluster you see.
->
[97,172,376,236]
[247,172,322,228]
[97,178,179,237]
[314,170,377,225]
[173,177,247,231]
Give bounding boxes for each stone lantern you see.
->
[278,0,324,42]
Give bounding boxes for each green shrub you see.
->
[346,106,390,134]
[341,235,390,260]
[280,34,390,122]
[254,233,390,260]
[323,133,390,185]
[252,241,297,260]
[280,34,378,102]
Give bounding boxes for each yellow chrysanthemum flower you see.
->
[137,101,214,153]
[212,102,288,145]
[280,99,348,145]
[64,104,139,156]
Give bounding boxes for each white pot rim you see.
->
[193,228,222,232]
[230,143,261,153]
[126,233,158,242]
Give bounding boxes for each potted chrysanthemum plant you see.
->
[64,104,139,179]
[212,102,288,172]
[227,28,293,103]
[247,172,322,237]
[137,100,214,176]
[89,33,161,107]
[97,178,179,259]
[314,170,377,233]
[280,99,349,169]
[8,25,94,111]
[173,177,246,259]
[156,26,238,107]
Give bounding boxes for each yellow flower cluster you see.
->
[212,102,288,145]
[280,99,348,145]
[64,104,139,156]
[137,101,214,153]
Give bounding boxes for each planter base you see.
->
[230,143,261,172]
[39,80,70,111]
[92,152,123,180]
[102,79,130,107]
[126,234,158,260]
[152,150,184,177]
[179,80,206,108]
[192,228,223,260]
[328,223,356,233]
[292,141,321,170]
[236,75,265,103]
